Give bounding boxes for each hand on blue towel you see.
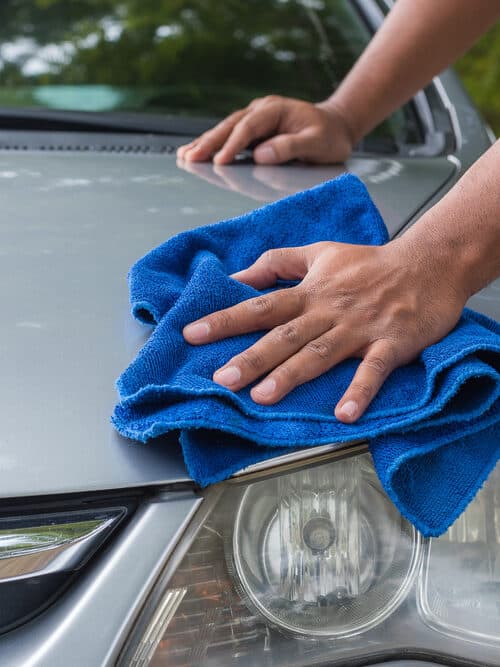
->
[113,174,500,537]
[184,238,466,424]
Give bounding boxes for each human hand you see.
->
[183,239,467,423]
[177,96,353,166]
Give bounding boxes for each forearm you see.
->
[399,140,500,300]
[322,0,500,144]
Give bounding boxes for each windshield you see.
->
[0,0,421,146]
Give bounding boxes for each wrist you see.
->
[316,96,361,147]
[392,213,472,306]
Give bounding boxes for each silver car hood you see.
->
[0,150,495,499]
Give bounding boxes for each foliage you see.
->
[0,1,496,139]
[456,22,500,137]
[0,0,368,115]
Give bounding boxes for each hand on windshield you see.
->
[177,96,354,165]
[183,238,467,423]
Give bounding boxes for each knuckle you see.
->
[249,295,274,316]
[239,114,259,135]
[212,310,232,331]
[363,305,379,323]
[305,339,331,360]
[262,94,281,105]
[249,97,264,110]
[307,279,329,302]
[239,348,265,372]
[275,323,300,345]
[261,248,275,264]
[262,247,286,265]
[364,355,388,376]
[351,381,374,399]
[334,289,356,310]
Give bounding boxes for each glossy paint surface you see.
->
[0,149,466,497]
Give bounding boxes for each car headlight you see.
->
[232,454,420,638]
[418,475,500,645]
[120,447,500,667]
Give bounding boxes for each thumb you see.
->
[231,246,310,289]
[253,133,309,164]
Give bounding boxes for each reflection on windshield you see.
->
[0,0,421,145]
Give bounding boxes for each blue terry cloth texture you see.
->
[113,174,500,537]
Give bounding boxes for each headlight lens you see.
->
[121,449,500,667]
[233,455,420,637]
[418,460,500,645]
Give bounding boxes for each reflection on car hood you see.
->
[0,150,487,498]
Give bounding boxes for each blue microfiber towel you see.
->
[113,174,500,537]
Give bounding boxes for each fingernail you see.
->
[213,366,241,387]
[183,322,210,343]
[339,400,358,419]
[254,145,276,164]
[253,377,276,399]
[213,151,225,164]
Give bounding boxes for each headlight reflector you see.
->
[233,455,421,637]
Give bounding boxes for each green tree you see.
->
[0,0,369,114]
[456,22,500,136]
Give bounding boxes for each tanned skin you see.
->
[178,1,500,423]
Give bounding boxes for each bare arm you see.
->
[180,3,500,422]
[321,0,500,145]
[403,139,500,302]
[178,0,500,165]
[183,140,500,421]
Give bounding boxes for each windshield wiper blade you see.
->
[0,108,215,136]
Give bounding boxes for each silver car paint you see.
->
[0,151,459,498]
[0,64,496,666]
[0,491,201,667]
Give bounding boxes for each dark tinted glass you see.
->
[0,0,421,146]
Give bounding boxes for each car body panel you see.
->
[0,491,201,667]
[0,11,495,665]
[0,150,461,498]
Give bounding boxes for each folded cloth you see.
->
[113,174,500,537]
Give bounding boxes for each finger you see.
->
[249,326,358,404]
[253,132,312,165]
[213,312,331,390]
[231,246,311,289]
[177,139,198,160]
[213,104,282,165]
[183,110,247,162]
[335,341,396,423]
[183,287,304,345]
[248,95,281,111]
[257,126,345,166]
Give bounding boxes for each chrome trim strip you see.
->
[231,440,367,478]
[431,76,463,151]
[0,509,124,582]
